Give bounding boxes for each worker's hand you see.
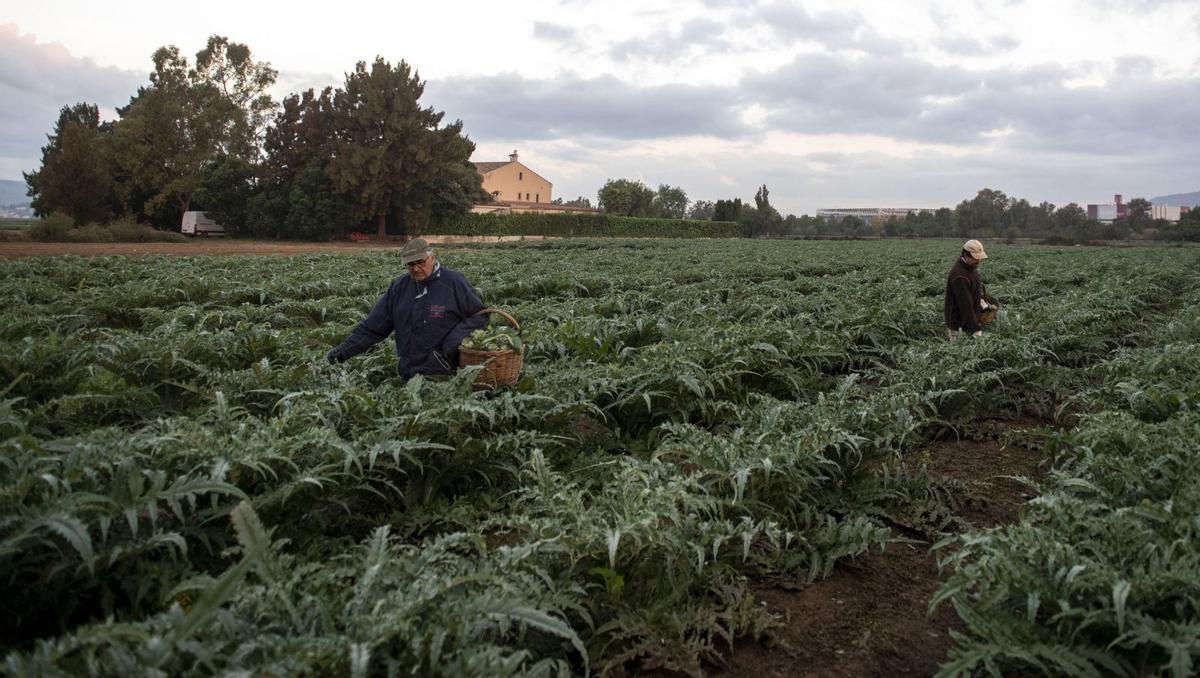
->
[980,299,990,311]
[972,330,983,338]
[325,347,343,364]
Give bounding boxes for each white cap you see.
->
[963,239,987,260]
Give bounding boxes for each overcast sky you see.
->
[2,0,1198,214]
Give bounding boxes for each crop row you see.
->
[2,240,1198,675]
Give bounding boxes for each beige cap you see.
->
[400,237,433,264]
[963,239,988,260]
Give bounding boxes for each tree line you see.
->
[26,36,1198,243]
[25,36,486,239]
[595,180,783,227]
[597,179,1200,242]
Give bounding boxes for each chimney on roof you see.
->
[509,150,518,163]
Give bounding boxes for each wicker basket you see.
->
[980,293,1000,326]
[458,308,524,389]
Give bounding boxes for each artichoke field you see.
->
[1,239,1198,676]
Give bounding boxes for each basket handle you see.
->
[472,308,521,335]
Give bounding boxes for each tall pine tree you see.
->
[24,103,117,225]
[327,57,484,239]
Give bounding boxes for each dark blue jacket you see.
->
[331,264,487,378]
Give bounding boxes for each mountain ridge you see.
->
[0,179,30,206]
[1148,190,1200,206]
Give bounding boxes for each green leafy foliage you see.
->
[22,103,117,225]
[2,240,1199,675]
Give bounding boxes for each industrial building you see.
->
[1087,194,1187,223]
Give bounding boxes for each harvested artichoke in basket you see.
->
[461,325,523,352]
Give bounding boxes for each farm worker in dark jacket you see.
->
[944,239,993,341]
[326,238,487,378]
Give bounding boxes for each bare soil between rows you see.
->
[715,430,1047,678]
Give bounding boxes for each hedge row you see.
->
[431,212,747,238]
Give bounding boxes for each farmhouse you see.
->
[471,150,597,215]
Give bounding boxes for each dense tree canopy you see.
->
[326,58,484,238]
[193,155,255,233]
[23,103,116,225]
[1125,197,1152,233]
[244,87,345,238]
[111,37,276,221]
[193,35,278,157]
[651,184,688,219]
[597,179,655,217]
[747,184,783,235]
[713,198,742,222]
[687,200,715,221]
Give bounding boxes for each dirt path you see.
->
[0,241,392,259]
[717,428,1047,677]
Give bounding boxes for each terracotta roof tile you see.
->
[472,161,509,174]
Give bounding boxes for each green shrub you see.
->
[106,218,187,243]
[69,224,116,242]
[31,216,188,243]
[29,212,74,241]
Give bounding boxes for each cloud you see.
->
[608,18,730,62]
[425,72,749,141]
[1087,0,1196,10]
[740,50,1200,154]
[753,2,905,55]
[933,33,1020,56]
[755,2,859,41]
[533,21,582,45]
[741,52,980,140]
[0,24,145,179]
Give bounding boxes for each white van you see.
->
[181,211,224,236]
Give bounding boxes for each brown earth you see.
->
[0,235,547,259]
[715,428,1047,678]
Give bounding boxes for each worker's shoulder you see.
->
[946,261,972,280]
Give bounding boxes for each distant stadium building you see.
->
[816,207,933,226]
